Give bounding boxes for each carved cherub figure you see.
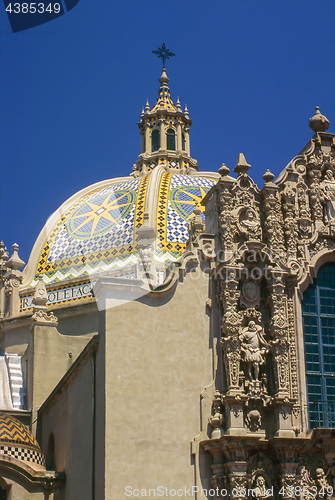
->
[316,468,334,500]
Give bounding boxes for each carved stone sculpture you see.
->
[323,169,335,222]
[239,321,268,381]
[253,475,272,500]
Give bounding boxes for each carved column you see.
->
[225,445,250,500]
[308,165,324,229]
[282,182,299,262]
[269,275,290,395]
[219,267,245,434]
[269,273,295,436]
[275,447,299,500]
[296,178,312,260]
[220,270,242,392]
[217,173,236,258]
[262,182,286,258]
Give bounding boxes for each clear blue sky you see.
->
[1,0,335,264]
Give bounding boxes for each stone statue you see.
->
[316,468,334,500]
[240,208,260,236]
[323,170,335,222]
[253,475,272,500]
[239,321,268,381]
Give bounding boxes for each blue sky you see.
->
[1,0,335,264]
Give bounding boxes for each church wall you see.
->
[39,343,95,500]
[0,320,31,356]
[98,270,214,498]
[31,322,92,432]
[55,304,98,337]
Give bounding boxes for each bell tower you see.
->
[134,45,198,175]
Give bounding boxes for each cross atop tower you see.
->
[152,44,175,68]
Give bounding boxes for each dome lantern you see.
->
[134,46,198,175]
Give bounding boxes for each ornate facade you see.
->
[199,107,335,499]
[0,68,334,499]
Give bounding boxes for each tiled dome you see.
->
[0,413,38,447]
[0,413,46,468]
[26,170,218,288]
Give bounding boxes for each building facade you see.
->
[0,69,334,499]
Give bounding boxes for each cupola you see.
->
[135,46,198,175]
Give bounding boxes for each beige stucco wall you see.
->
[31,323,92,432]
[39,352,94,500]
[99,269,214,498]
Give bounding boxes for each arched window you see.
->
[151,130,160,152]
[166,128,175,151]
[182,133,186,151]
[302,264,335,428]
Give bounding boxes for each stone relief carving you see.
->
[209,390,224,438]
[31,310,58,325]
[323,169,335,223]
[242,280,259,303]
[315,468,334,500]
[253,475,272,500]
[238,208,261,240]
[245,409,262,432]
[239,321,268,382]
[201,131,335,500]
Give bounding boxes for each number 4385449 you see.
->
[6,3,61,13]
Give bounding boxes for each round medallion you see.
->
[170,185,209,220]
[296,164,306,174]
[242,280,259,302]
[66,189,135,240]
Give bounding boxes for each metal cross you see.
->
[152,44,175,68]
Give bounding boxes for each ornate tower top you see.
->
[133,46,198,176]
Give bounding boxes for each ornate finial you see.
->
[6,243,25,270]
[152,43,175,68]
[145,99,150,113]
[184,104,189,118]
[234,153,251,175]
[263,169,275,183]
[141,107,144,117]
[176,96,181,111]
[309,106,329,133]
[218,163,230,178]
[159,67,169,87]
[0,242,9,263]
